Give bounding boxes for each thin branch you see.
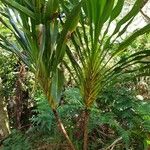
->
[100,137,122,150]
[52,109,76,150]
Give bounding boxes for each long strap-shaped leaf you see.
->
[1,0,36,19]
[66,0,150,109]
[56,1,82,66]
[102,0,149,59]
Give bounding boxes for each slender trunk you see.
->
[0,78,10,139]
[52,109,76,150]
[83,109,90,150]
[0,98,10,138]
[14,62,26,129]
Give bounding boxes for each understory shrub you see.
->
[4,85,149,150]
[2,130,31,150]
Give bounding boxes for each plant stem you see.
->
[83,109,90,150]
[100,137,122,150]
[52,109,76,150]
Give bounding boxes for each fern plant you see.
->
[2,130,31,150]
[95,81,150,150]
[30,94,54,133]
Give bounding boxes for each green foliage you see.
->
[26,89,79,143]
[1,78,150,149]
[30,88,83,133]
[29,88,84,149]
[30,94,54,133]
[0,0,82,109]
[59,87,83,115]
[2,130,31,150]
[64,0,150,109]
[0,0,150,149]
[30,86,150,149]
[0,50,17,98]
[93,82,150,149]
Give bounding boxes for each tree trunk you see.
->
[52,109,76,150]
[0,78,10,139]
[14,62,26,129]
[83,109,90,150]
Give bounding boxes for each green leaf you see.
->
[2,0,36,19]
[51,68,64,107]
[118,24,150,52]
[45,0,59,20]
[56,1,82,64]
[112,0,145,36]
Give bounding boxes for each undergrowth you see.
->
[2,85,150,150]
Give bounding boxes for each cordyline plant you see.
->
[0,0,150,150]
[62,0,150,149]
[0,0,81,149]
